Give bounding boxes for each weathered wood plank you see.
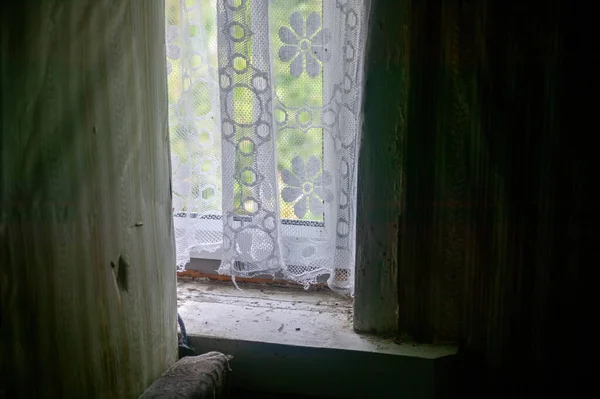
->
[0,1,177,397]
[354,0,411,334]
[396,0,590,396]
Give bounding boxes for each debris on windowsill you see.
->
[176,280,458,359]
[177,269,331,291]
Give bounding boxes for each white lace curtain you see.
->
[166,0,370,294]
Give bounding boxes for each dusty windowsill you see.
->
[177,279,456,358]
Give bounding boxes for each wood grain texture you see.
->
[354,0,590,395]
[0,1,177,397]
[354,0,410,334]
[396,0,592,396]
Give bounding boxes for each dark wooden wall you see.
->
[359,0,593,396]
[0,1,178,397]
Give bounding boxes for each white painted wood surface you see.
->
[178,280,457,399]
[177,281,455,357]
[0,1,177,397]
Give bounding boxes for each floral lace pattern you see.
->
[278,12,331,78]
[281,156,333,218]
[167,0,370,294]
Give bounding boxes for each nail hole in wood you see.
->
[117,255,129,292]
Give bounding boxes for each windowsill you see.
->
[178,279,454,358]
[177,279,458,398]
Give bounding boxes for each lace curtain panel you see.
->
[166,0,370,294]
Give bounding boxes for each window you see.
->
[166,0,368,293]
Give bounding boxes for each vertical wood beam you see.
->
[354,0,411,334]
[0,1,177,397]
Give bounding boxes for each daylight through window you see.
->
[166,0,369,294]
